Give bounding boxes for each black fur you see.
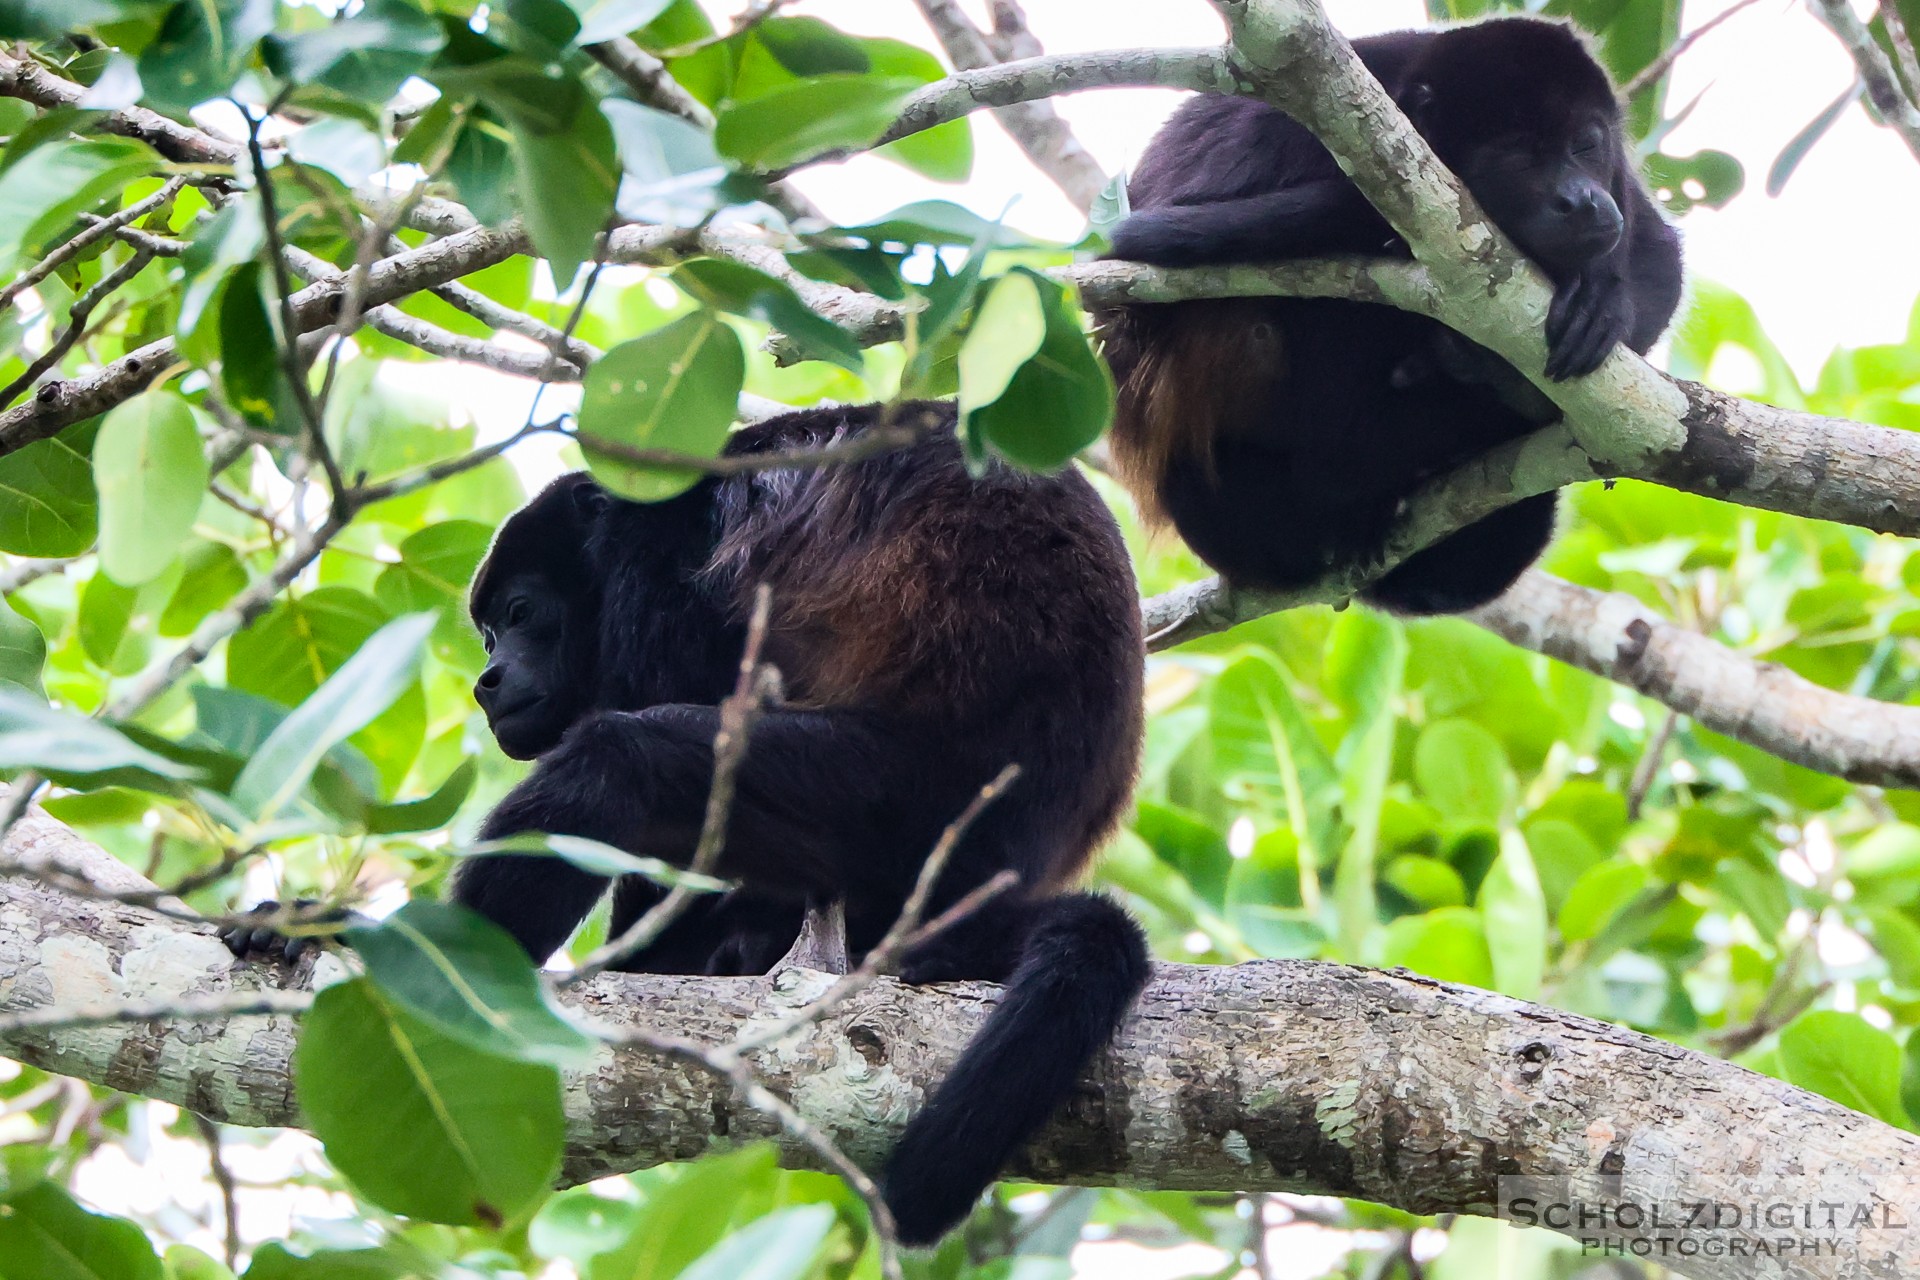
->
[1098,16,1684,614]
[461,402,1149,1243]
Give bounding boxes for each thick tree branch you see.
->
[0,814,1914,1280]
[1470,571,1920,789]
[1143,565,1920,792]
[1811,0,1920,162]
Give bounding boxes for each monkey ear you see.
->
[569,477,611,521]
[1404,81,1434,116]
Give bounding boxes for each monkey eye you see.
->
[506,598,531,627]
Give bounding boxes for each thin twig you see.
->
[1627,708,1680,821]
[1621,0,1766,98]
[79,215,187,257]
[0,557,79,594]
[0,990,311,1034]
[0,177,183,312]
[240,106,344,502]
[192,1114,243,1270]
[0,248,155,409]
[571,423,921,477]
[562,587,777,986]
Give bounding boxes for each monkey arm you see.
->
[1108,178,1393,267]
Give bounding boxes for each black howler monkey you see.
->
[237,402,1149,1245]
[1098,16,1684,614]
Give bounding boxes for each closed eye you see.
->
[506,599,531,627]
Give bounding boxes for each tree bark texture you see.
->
[0,815,1915,1278]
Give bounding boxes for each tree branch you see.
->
[1811,0,1920,162]
[0,813,1913,1280]
[1143,565,1920,791]
[906,1,1123,209]
[875,46,1236,151]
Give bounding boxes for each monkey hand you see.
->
[221,899,360,966]
[1544,267,1633,381]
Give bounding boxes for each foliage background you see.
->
[1,0,1920,1277]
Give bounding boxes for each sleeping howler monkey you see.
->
[1097,16,1685,614]
[233,402,1149,1245]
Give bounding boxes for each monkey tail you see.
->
[880,893,1149,1245]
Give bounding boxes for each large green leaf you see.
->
[93,391,209,586]
[0,418,99,557]
[0,597,46,699]
[231,613,434,820]
[349,900,598,1066]
[586,1145,781,1280]
[713,73,922,170]
[510,101,619,286]
[577,311,744,501]
[1778,1010,1910,1126]
[0,1179,161,1280]
[138,0,277,114]
[0,138,155,268]
[0,688,199,792]
[296,978,564,1226]
[672,259,863,372]
[1479,832,1548,999]
[227,587,425,794]
[1379,907,1494,987]
[373,520,492,664]
[960,267,1112,470]
[676,1204,836,1280]
[1412,718,1512,824]
[263,0,444,102]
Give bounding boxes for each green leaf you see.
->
[296,978,564,1226]
[138,0,277,114]
[1867,909,1920,990]
[1556,858,1651,944]
[0,138,155,268]
[164,1244,235,1280]
[1778,1010,1910,1126]
[349,900,597,1065]
[713,74,922,170]
[1382,855,1466,910]
[586,1145,780,1280]
[530,1189,643,1269]
[364,759,477,835]
[1379,906,1493,987]
[862,37,971,182]
[446,111,520,227]
[577,311,744,501]
[374,520,492,663]
[231,613,434,821]
[264,0,444,103]
[1766,81,1863,197]
[93,391,209,586]
[843,201,1043,250]
[0,688,198,792]
[160,542,248,637]
[239,1244,405,1280]
[1412,718,1512,824]
[510,102,619,287]
[227,587,425,795]
[957,272,1047,416]
[569,0,674,45]
[677,1204,836,1280]
[1479,832,1547,999]
[0,418,98,557]
[0,596,47,700]
[672,259,863,373]
[0,1179,161,1280]
[215,262,301,432]
[960,267,1112,469]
